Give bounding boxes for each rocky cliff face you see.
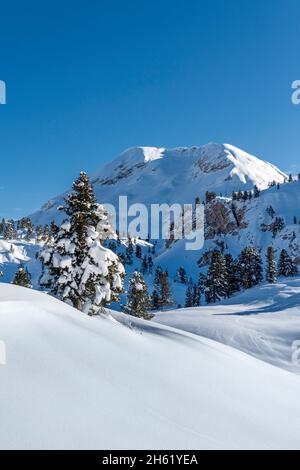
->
[157,179,300,276]
[205,198,248,239]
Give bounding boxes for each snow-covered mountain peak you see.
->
[189,142,287,186]
[30,142,288,226]
[222,143,288,187]
[93,142,287,187]
[115,146,165,166]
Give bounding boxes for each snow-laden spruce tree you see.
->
[40,171,125,314]
[157,270,173,309]
[151,289,160,310]
[124,271,152,319]
[185,278,194,307]
[140,255,148,275]
[193,283,201,306]
[184,279,200,307]
[238,247,263,289]
[3,220,17,240]
[278,249,298,277]
[225,253,240,297]
[205,250,228,304]
[175,266,187,284]
[266,246,277,283]
[12,266,32,288]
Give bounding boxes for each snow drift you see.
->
[1,284,300,449]
[155,277,300,374]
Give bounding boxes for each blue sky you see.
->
[0,0,300,218]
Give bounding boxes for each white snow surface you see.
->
[1,284,300,450]
[0,239,30,265]
[155,277,300,374]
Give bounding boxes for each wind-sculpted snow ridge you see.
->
[1,283,300,449]
[29,142,287,226]
[154,277,300,374]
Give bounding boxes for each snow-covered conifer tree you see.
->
[154,266,163,287]
[160,271,172,308]
[43,224,50,242]
[266,246,277,283]
[205,250,228,304]
[36,225,44,242]
[193,283,201,306]
[238,247,263,289]
[40,171,124,314]
[147,256,153,274]
[225,253,240,297]
[124,271,152,319]
[50,220,59,237]
[12,266,32,288]
[185,279,194,307]
[278,249,298,277]
[125,240,134,265]
[198,272,206,296]
[135,245,142,259]
[175,266,187,284]
[3,220,16,240]
[151,289,160,310]
[140,255,148,275]
[153,270,172,309]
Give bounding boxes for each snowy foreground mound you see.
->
[1,285,300,450]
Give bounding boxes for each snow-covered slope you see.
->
[3,182,300,311]
[2,143,298,311]
[1,284,300,449]
[0,239,40,287]
[155,277,300,374]
[3,182,300,307]
[153,179,300,283]
[29,143,287,226]
[0,239,30,265]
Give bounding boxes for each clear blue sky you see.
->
[1,0,300,218]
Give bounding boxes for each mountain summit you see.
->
[30,143,287,225]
